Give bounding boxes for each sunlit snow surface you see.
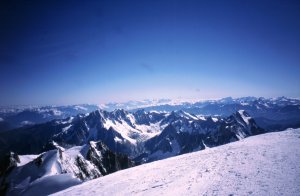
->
[17,155,38,166]
[53,128,300,196]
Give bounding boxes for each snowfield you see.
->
[53,128,300,196]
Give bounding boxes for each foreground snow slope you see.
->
[53,128,300,196]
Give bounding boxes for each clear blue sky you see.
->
[1,0,300,105]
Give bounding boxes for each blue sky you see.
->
[1,0,300,105]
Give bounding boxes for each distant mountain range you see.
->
[0,104,100,132]
[129,96,300,131]
[0,96,299,195]
[0,109,263,159]
[1,96,299,132]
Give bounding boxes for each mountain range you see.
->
[0,96,299,195]
[0,108,264,194]
[0,109,263,159]
[1,96,299,133]
[127,96,300,131]
[0,104,100,132]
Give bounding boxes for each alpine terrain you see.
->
[0,108,264,195]
[53,128,300,196]
[0,97,299,195]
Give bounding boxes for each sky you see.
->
[0,0,300,105]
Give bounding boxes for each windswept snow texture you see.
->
[53,129,300,196]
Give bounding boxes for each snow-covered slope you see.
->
[53,128,300,196]
[1,141,134,195]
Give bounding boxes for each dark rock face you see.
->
[74,155,101,181]
[85,141,134,175]
[132,109,165,125]
[0,152,20,195]
[0,152,19,176]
